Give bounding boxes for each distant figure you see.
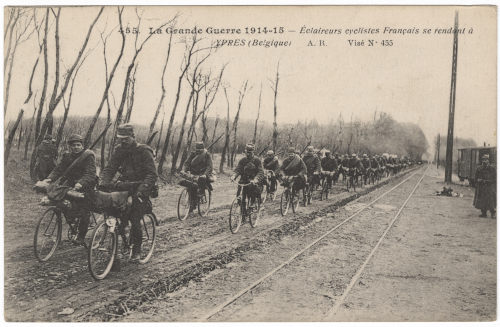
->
[474,154,496,218]
[34,134,58,181]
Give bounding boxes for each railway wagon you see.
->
[457,146,496,186]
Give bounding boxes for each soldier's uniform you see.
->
[321,151,338,187]
[348,154,363,182]
[35,134,58,181]
[263,150,280,194]
[100,124,158,259]
[303,146,322,186]
[47,134,96,244]
[279,147,307,190]
[233,144,264,200]
[183,142,213,210]
[474,154,496,218]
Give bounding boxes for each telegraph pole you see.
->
[436,133,440,168]
[445,11,459,183]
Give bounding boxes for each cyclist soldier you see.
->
[278,146,308,196]
[361,154,370,184]
[303,146,321,202]
[348,153,363,184]
[321,149,338,187]
[35,134,58,181]
[182,141,213,213]
[231,144,264,208]
[263,150,280,198]
[370,155,380,179]
[44,134,96,245]
[100,123,158,261]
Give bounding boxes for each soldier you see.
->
[279,146,307,193]
[370,155,380,180]
[45,134,96,245]
[34,134,58,181]
[474,154,496,218]
[100,123,158,261]
[183,141,213,212]
[348,153,363,183]
[321,150,338,187]
[302,146,322,203]
[263,150,280,197]
[231,144,264,209]
[361,154,370,184]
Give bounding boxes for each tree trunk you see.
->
[5,109,23,166]
[253,84,262,144]
[171,90,194,173]
[35,8,50,141]
[148,33,172,140]
[17,121,23,150]
[272,63,279,152]
[84,7,125,148]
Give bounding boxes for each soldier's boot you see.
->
[130,244,142,262]
[479,210,487,218]
[72,213,90,246]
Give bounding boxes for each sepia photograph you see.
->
[3,5,497,322]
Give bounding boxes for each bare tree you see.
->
[158,35,206,174]
[109,8,177,151]
[230,79,252,168]
[5,109,24,165]
[252,83,262,144]
[4,8,35,116]
[83,7,125,148]
[123,64,138,123]
[148,32,173,141]
[34,8,50,141]
[35,6,104,146]
[269,61,280,152]
[155,109,166,159]
[219,86,231,173]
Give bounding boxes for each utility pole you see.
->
[436,133,440,168]
[445,11,459,183]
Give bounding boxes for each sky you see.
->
[4,6,497,154]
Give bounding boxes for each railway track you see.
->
[199,165,427,321]
[4,166,421,321]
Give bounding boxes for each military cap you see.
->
[245,143,255,152]
[287,147,296,153]
[195,142,205,149]
[67,134,83,144]
[267,150,274,155]
[325,149,331,153]
[351,153,357,158]
[482,154,490,160]
[43,134,53,141]
[117,123,134,138]
[363,154,368,158]
[307,145,314,153]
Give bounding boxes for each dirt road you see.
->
[4,165,495,322]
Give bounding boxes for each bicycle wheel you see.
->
[34,207,62,262]
[198,188,211,217]
[177,188,190,221]
[353,176,357,191]
[292,188,301,213]
[320,178,327,201]
[280,189,290,216]
[249,197,261,228]
[88,219,117,280]
[371,172,376,185]
[346,177,351,192]
[307,183,313,204]
[138,213,156,264]
[261,184,268,204]
[229,198,242,234]
[84,212,102,249]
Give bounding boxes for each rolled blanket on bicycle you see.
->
[47,183,71,201]
[33,180,50,194]
[178,179,198,190]
[95,191,130,214]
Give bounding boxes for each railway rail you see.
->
[199,165,427,321]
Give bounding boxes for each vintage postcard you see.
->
[3,5,497,322]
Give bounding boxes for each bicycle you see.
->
[229,180,261,234]
[34,190,100,262]
[320,171,335,201]
[304,173,321,206]
[87,197,158,280]
[261,170,278,203]
[280,175,302,216]
[346,168,358,192]
[177,172,211,221]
